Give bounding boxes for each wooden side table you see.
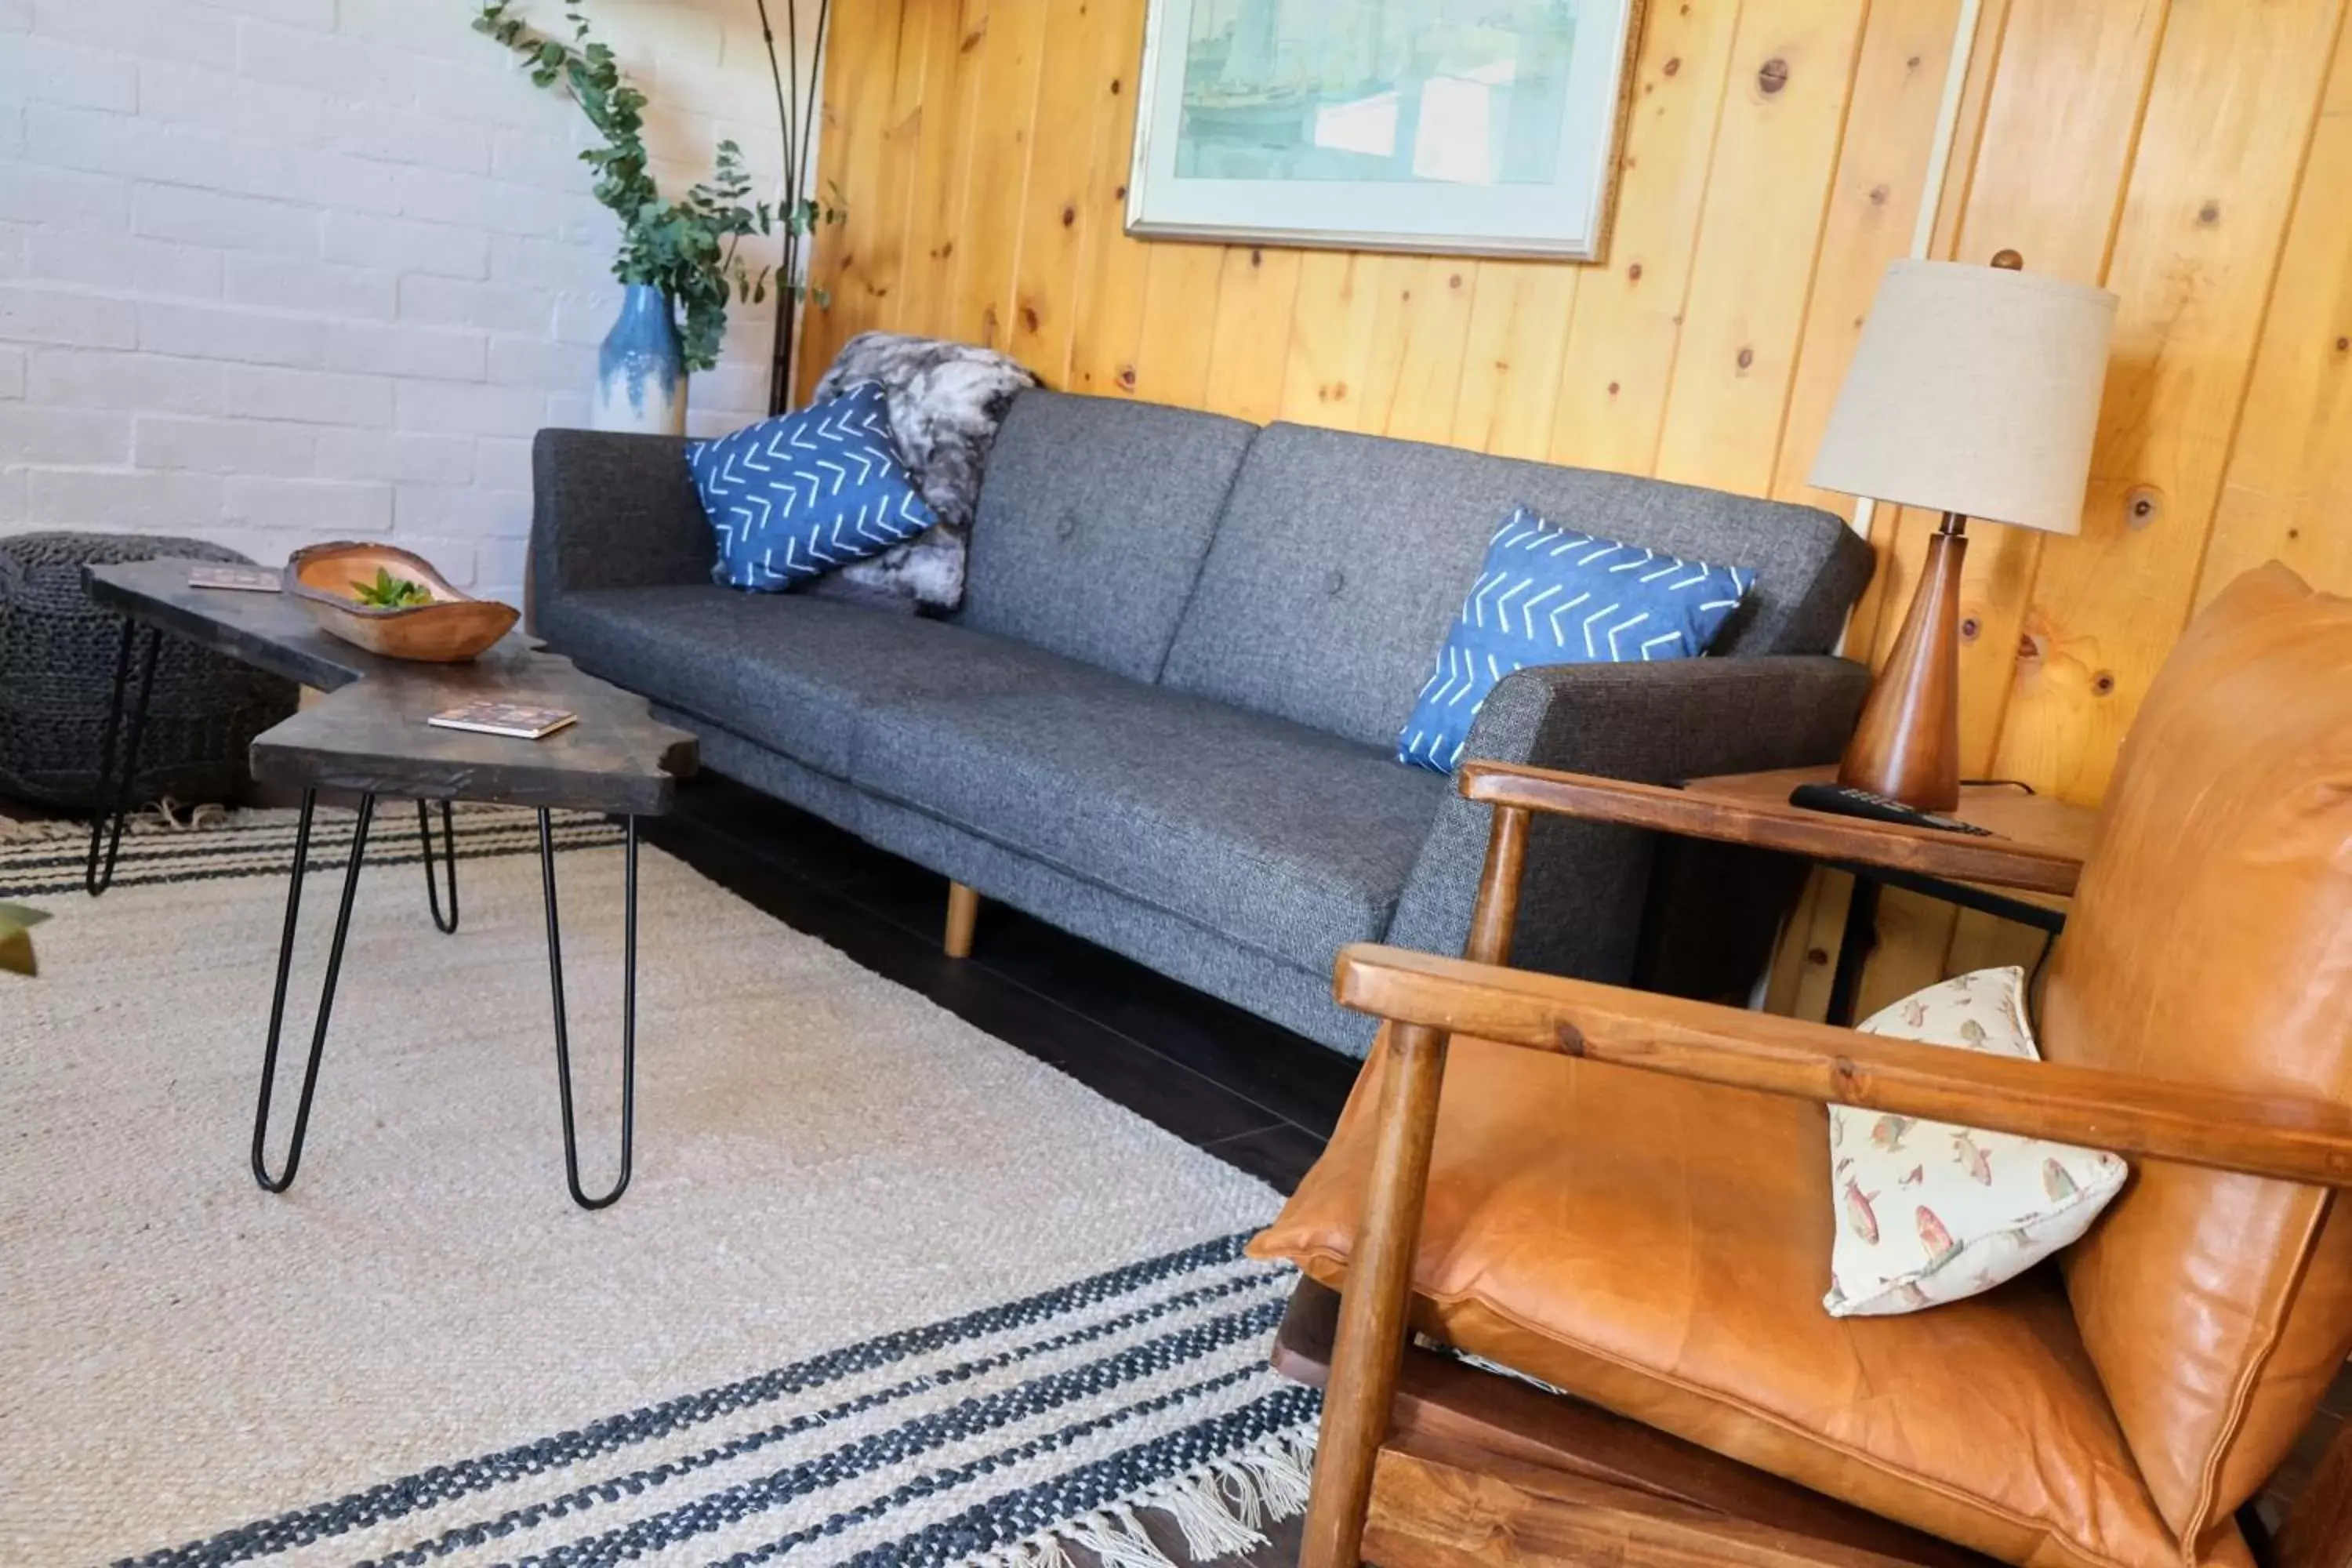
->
[1680,767,2100,1025]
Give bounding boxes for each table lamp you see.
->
[1810,257,2118,811]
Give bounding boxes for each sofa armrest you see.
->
[1456,654,1871,780]
[1385,656,1871,989]
[528,429,715,615]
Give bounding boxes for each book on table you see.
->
[187,564,281,593]
[426,702,579,740]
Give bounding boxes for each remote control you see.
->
[1788,782,1996,836]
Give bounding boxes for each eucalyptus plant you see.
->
[473,2,839,376]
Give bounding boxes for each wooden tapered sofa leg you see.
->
[945,881,980,959]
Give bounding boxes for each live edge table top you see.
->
[85,558,697,817]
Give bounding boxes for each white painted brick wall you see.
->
[0,0,815,606]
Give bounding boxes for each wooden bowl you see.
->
[285,543,518,662]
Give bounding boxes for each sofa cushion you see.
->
[688,383,938,590]
[955,390,1255,684]
[539,584,1102,779]
[1161,423,1871,750]
[1399,507,1756,773]
[1252,1033,2196,1568]
[2038,564,2352,1552]
[851,683,1446,974]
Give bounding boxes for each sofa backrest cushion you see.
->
[2038,564,2352,1555]
[1159,423,1873,749]
[956,390,1254,683]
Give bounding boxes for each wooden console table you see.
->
[1679,766,2100,1025]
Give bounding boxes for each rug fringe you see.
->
[969,1425,1317,1568]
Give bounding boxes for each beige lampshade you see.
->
[1810,260,2117,535]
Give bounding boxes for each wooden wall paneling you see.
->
[1860,0,2168,728]
[862,0,945,336]
[1277,251,1385,432]
[941,0,1051,350]
[1768,0,1971,521]
[1777,0,2170,1022]
[1651,0,1871,496]
[795,0,906,397]
[1449,260,1579,461]
[1828,0,2163,1017]
[1763,0,1983,1023]
[1987,0,2347,803]
[1127,240,1227,406]
[1945,905,2053,981]
[810,0,2352,1024]
[1202,245,1305,425]
[1357,256,1479,445]
[1005,0,1129,384]
[1062,0,1152,397]
[1766,869,1853,1020]
[1837,0,2013,658]
[2194,19,2352,608]
[1548,0,1744,477]
[890,0,993,347]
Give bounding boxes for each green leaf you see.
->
[1,902,51,978]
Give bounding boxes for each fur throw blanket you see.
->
[806,332,1039,612]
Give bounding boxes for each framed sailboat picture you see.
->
[1126,0,1646,261]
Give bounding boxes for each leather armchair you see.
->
[1251,564,2352,1568]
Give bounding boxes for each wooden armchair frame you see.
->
[1294,759,2352,1568]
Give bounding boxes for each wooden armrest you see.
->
[1456,760,2083,897]
[1333,943,2352,1187]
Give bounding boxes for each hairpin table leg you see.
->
[539,808,636,1210]
[84,620,162,897]
[419,798,459,934]
[252,789,376,1194]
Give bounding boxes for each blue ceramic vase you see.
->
[592,284,686,435]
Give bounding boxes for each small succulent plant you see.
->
[350,568,434,609]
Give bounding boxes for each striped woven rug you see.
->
[0,807,1314,1568]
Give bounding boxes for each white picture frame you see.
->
[1126,0,1646,262]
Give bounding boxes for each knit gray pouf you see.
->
[0,532,299,811]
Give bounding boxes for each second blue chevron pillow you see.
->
[688,382,938,592]
[1398,507,1754,774]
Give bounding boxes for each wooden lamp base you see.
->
[1838,514,1967,811]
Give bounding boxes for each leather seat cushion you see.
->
[2037,564,2352,1552]
[1251,1032,2205,1568]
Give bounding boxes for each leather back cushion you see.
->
[2041,564,2352,1549]
[1158,423,1872,750]
[958,391,1255,683]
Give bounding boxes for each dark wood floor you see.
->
[640,772,1362,1195]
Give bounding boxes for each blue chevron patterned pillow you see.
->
[688,382,939,592]
[1398,506,1754,774]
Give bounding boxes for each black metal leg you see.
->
[84,621,161,897]
[539,808,635,1210]
[419,799,459,934]
[252,790,376,1194]
[1826,876,1882,1028]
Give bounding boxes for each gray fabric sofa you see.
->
[530,390,1874,1056]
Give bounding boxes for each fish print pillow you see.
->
[1825,965,2128,1317]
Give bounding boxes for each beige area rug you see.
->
[0,808,1313,1568]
